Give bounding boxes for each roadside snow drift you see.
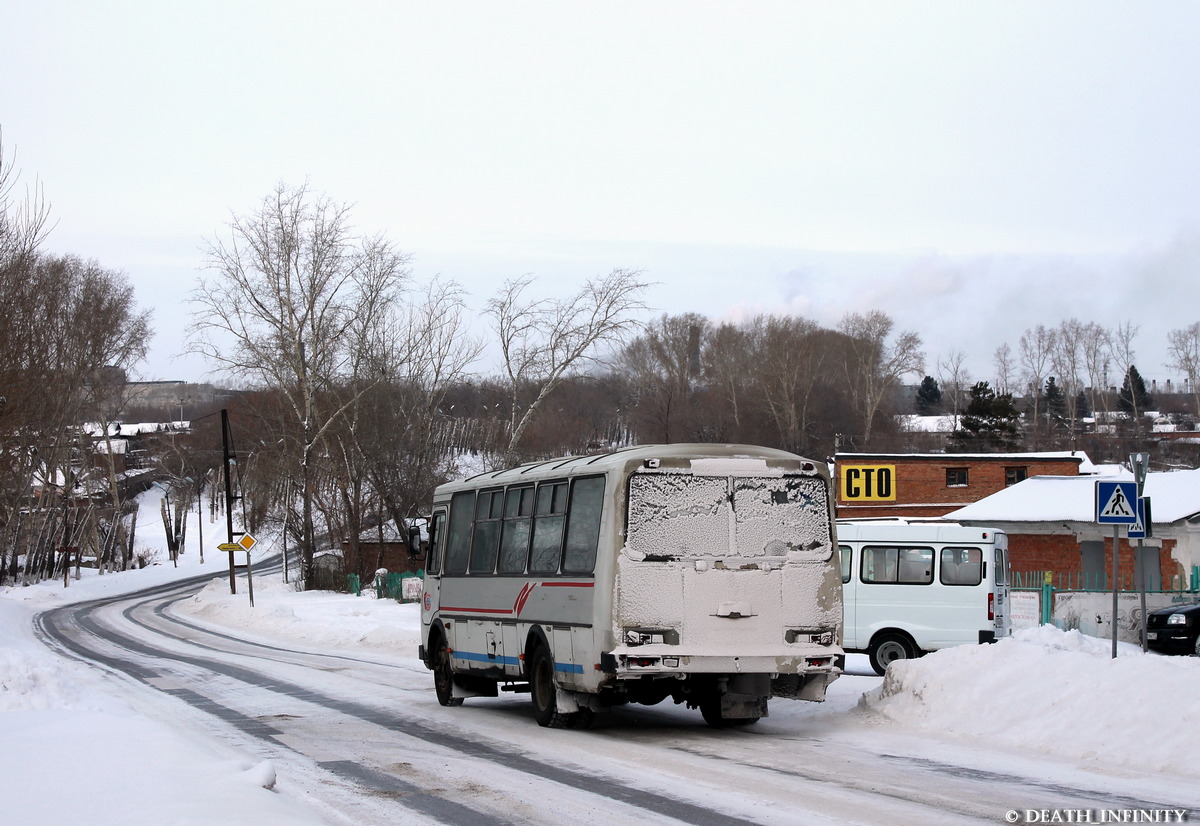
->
[860,626,1200,777]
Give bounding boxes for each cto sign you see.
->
[840,464,896,501]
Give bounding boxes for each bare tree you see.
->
[0,254,151,584]
[993,343,1015,396]
[749,315,831,454]
[617,313,706,444]
[485,269,649,462]
[1050,319,1090,443]
[1081,322,1113,419]
[0,127,53,271]
[189,182,413,587]
[1167,322,1200,420]
[1108,321,1142,421]
[837,311,924,446]
[936,349,972,424]
[1018,324,1057,448]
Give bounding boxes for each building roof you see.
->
[947,467,1200,525]
[837,450,1098,473]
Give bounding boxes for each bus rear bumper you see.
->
[603,647,843,678]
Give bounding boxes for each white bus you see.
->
[837,519,1011,674]
[419,444,843,728]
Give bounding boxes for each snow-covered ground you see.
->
[2,488,1199,824]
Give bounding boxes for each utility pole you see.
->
[222,408,237,595]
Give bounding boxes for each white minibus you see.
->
[837,519,1011,674]
[419,444,844,728]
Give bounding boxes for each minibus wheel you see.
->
[868,632,918,675]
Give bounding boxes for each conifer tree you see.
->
[948,382,1021,452]
[915,375,943,415]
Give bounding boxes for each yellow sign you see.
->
[840,464,897,501]
[217,542,242,552]
[237,534,258,551]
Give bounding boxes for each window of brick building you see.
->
[946,467,969,487]
[1005,466,1028,486]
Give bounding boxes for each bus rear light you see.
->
[988,593,995,621]
[628,656,659,668]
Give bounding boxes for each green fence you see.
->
[1012,566,1199,626]
[348,570,424,602]
[1011,566,1200,592]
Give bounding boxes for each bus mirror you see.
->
[408,525,421,558]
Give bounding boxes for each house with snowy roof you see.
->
[947,468,1200,590]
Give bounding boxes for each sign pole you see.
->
[1111,524,1119,659]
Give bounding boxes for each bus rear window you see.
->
[626,473,831,561]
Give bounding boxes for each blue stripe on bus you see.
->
[452,649,584,674]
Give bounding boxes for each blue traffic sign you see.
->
[1128,497,1152,539]
[1096,481,1138,524]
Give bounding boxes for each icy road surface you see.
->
[31,569,1200,826]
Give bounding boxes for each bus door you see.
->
[421,509,448,637]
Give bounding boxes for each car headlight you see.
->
[1167,613,1188,625]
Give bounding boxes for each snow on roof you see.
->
[948,467,1200,524]
[836,450,1099,474]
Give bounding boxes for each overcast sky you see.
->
[4,1,1200,391]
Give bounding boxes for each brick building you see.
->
[947,470,1200,589]
[834,451,1093,519]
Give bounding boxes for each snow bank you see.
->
[859,625,1200,777]
[185,573,423,654]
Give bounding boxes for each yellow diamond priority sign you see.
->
[237,534,258,552]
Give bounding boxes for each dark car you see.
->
[1146,602,1200,656]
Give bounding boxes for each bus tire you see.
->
[869,632,917,675]
[530,644,571,728]
[432,635,464,707]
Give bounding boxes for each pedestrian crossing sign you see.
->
[1096,481,1138,524]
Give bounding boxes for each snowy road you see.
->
[32,573,1200,826]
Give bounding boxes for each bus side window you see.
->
[498,486,534,574]
[427,511,446,575]
[444,491,476,575]
[469,489,503,574]
[530,481,567,574]
[563,476,605,574]
[940,547,983,586]
[839,545,852,583]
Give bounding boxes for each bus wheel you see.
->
[530,645,570,728]
[869,633,917,675]
[433,636,464,707]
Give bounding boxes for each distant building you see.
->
[835,451,1095,519]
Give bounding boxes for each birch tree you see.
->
[486,268,649,462]
[189,182,413,586]
[838,311,924,446]
[1166,322,1200,419]
[1019,324,1056,448]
